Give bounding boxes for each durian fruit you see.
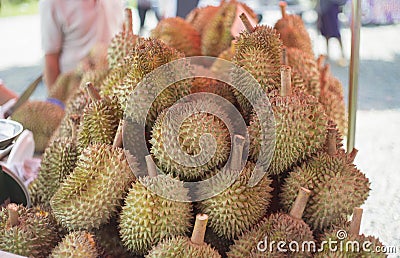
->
[150,100,231,181]
[48,71,82,103]
[0,203,60,258]
[107,8,139,70]
[50,231,98,258]
[274,1,314,56]
[201,0,257,57]
[119,155,192,255]
[29,130,78,207]
[284,47,320,98]
[11,100,65,152]
[315,207,386,258]
[319,60,347,136]
[50,128,137,231]
[186,5,219,36]
[146,214,221,258]
[227,187,315,257]
[151,17,201,57]
[190,76,237,105]
[280,124,370,231]
[249,66,328,175]
[197,135,273,240]
[210,44,235,75]
[76,82,123,151]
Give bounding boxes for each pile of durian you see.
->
[3,1,385,257]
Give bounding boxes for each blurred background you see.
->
[0,0,399,254]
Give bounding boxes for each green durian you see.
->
[280,124,370,231]
[11,100,65,152]
[0,204,60,258]
[119,157,192,255]
[190,76,237,105]
[186,5,219,36]
[146,214,221,258]
[50,142,137,231]
[249,66,328,175]
[50,231,98,258]
[151,17,201,57]
[150,100,231,181]
[28,136,78,207]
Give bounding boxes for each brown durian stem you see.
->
[191,214,209,246]
[349,207,363,235]
[7,203,19,227]
[124,8,133,33]
[230,134,245,170]
[279,1,287,18]
[327,128,337,156]
[85,82,101,101]
[282,47,288,65]
[289,187,311,219]
[239,13,254,32]
[70,114,80,140]
[317,55,326,69]
[320,64,330,96]
[348,148,358,162]
[280,65,292,97]
[113,119,124,148]
[145,155,157,178]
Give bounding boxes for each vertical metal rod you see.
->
[347,0,362,152]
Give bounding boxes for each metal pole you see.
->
[347,0,362,152]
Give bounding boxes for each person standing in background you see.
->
[317,0,347,66]
[39,0,124,90]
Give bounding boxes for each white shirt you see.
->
[39,0,123,73]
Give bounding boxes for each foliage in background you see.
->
[0,0,39,18]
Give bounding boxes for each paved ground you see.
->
[1,10,399,255]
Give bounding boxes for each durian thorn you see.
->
[191,213,209,246]
[124,8,133,34]
[279,1,287,18]
[230,134,245,170]
[113,119,124,148]
[289,187,311,219]
[348,148,358,162]
[327,128,338,156]
[239,13,254,32]
[7,203,19,227]
[145,155,158,178]
[280,65,292,96]
[85,82,101,101]
[282,47,288,65]
[349,207,363,235]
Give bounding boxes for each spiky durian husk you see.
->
[150,103,231,181]
[151,17,201,57]
[190,77,237,105]
[11,101,65,152]
[29,137,77,207]
[204,228,234,257]
[79,69,109,91]
[274,14,314,55]
[210,45,235,74]
[186,5,220,36]
[280,129,370,231]
[286,47,320,98]
[50,231,98,258]
[48,71,82,103]
[76,96,122,151]
[228,213,314,258]
[146,235,221,258]
[107,28,139,70]
[249,91,328,175]
[0,205,60,258]
[197,162,273,239]
[119,174,192,254]
[100,55,134,98]
[50,144,137,231]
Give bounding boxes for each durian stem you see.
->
[113,119,124,148]
[348,148,358,162]
[317,55,326,69]
[279,1,287,18]
[191,214,209,246]
[239,13,254,32]
[282,47,288,65]
[7,203,19,227]
[349,207,363,235]
[85,82,101,101]
[124,8,133,34]
[70,114,79,140]
[280,65,292,97]
[320,64,330,95]
[327,128,337,156]
[230,134,245,170]
[289,187,311,219]
[145,155,158,178]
